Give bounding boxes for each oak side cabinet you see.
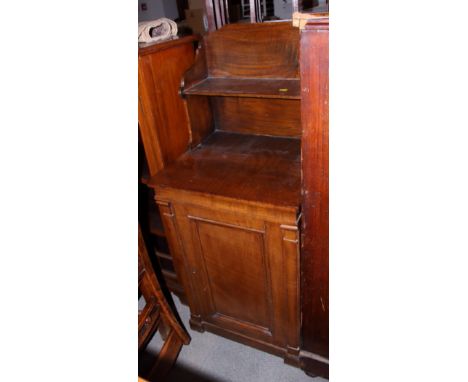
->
[149,22,302,366]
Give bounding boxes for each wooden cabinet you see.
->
[145,18,329,375]
[148,21,303,366]
[155,193,300,363]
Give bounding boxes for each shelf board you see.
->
[161,269,178,281]
[150,131,301,209]
[155,251,172,261]
[183,78,301,99]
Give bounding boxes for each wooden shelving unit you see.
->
[148,22,303,367]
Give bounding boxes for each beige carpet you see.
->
[140,294,327,382]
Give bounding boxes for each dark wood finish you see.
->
[153,188,301,366]
[212,97,301,137]
[138,16,331,377]
[148,208,164,237]
[138,36,198,175]
[139,36,200,301]
[180,23,299,86]
[180,23,299,93]
[186,95,215,147]
[183,40,208,90]
[138,226,190,380]
[180,22,302,139]
[147,22,303,367]
[150,131,301,208]
[139,177,186,302]
[140,18,330,377]
[204,23,299,79]
[179,34,216,148]
[299,15,329,378]
[184,77,300,99]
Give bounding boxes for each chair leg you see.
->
[147,330,184,380]
[158,317,170,341]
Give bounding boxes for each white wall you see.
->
[273,0,293,20]
[138,0,165,22]
[138,0,179,22]
[162,0,179,20]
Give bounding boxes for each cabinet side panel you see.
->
[156,200,202,321]
[300,19,329,370]
[186,95,214,147]
[138,40,195,174]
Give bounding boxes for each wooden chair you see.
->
[138,225,190,380]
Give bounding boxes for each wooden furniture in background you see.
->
[138,225,190,380]
[138,36,199,302]
[203,0,305,28]
[299,15,329,378]
[149,22,302,367]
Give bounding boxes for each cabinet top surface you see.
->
[150,131,301,210]
[138,35,199,56]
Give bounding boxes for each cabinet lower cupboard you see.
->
[153,131,302,364]
[155,190,301,363]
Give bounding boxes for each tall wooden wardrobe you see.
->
[139,16,329,379]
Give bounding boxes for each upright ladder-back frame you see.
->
[203,0,303,31]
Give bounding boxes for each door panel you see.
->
[194,218,271,330]
[174,204,276,340]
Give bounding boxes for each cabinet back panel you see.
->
[211,97,301,138]
[205,22,299,79]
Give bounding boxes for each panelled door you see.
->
[171,202,299,348]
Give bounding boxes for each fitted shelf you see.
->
[150,131,301,209]
[183,77,301,99]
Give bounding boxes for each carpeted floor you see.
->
[140,294,327,382]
